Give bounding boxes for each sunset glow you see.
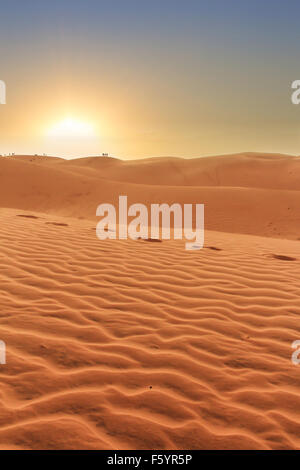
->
[46,118,95,138]
[0,0,299,160]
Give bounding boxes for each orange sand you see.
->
[0,153,299,450]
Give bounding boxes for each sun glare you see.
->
[47,118,95,138]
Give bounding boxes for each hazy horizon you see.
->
[2,150,300,161]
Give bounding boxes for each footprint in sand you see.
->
[17,214,39,219]
[272,254,296,262]
[137,237,162,243]
[45,222,69,227]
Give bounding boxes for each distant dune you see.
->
[0,153,300,239]
[0,153,299,449]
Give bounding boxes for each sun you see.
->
[46,117,95,138]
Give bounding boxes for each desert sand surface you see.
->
[0,153,300,449]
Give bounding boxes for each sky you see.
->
[0,0,300,159]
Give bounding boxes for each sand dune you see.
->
[0,153,299,449]
[63,152,300,190]
[1,153,300,239]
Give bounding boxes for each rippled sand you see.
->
[0,154,300,449]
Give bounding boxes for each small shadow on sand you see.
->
[46,222,69,227]
[272,254,296,262]
[207,246,222,251]
[17,214,39,219]
[137,237,162,243]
